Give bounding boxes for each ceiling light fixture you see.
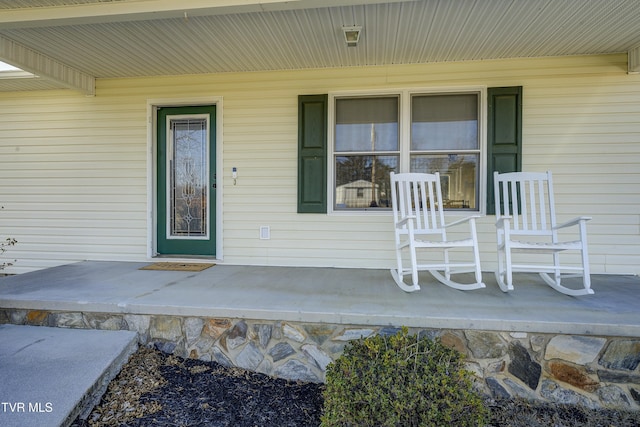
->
[342,26,362,47]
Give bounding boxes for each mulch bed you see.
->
[486,399,640,427]
[73,346,640,427]
[72,346,323,427]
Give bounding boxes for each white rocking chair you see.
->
[494,171,593,296]
[389,172,485,293]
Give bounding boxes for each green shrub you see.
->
[321,327,489,427]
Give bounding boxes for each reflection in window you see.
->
[333,91,481,211]
[410,93,480,209]
[410,154,478,209]
[334,97,399,210]
[335,156,398,208]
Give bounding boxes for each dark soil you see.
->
[73,346,640,427]
[486,399,640,427]
[72,346,323,427]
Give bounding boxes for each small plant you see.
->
[321,327,489,427]
[1,206,17,271]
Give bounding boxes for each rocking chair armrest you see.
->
[444,215,481,228]
[395,215,417,228]
[495,216,512,229]
[553,216,592,230]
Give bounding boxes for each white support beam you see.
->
[0,36,95,96]
[629,44,640,74]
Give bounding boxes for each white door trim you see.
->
[146,96,224,261]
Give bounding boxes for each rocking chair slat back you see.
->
[392,172,445,234]
[495,171,556,236]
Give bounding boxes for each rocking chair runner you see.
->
[494,171,593,296]
[389,172,485,292]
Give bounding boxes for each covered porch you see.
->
[1,261,640,409]
[0,260,638,337]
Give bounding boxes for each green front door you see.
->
[157,105,216,256]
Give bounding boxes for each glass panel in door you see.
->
[168,117,208,239]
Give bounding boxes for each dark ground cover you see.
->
[72,346,640,427]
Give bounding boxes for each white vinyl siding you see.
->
[0,91,147,272]
[0,53,639,275]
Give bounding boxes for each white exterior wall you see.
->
[0,54,638,275]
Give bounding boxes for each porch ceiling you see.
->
[1,0,640,95]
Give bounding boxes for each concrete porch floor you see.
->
[1,260,639,337]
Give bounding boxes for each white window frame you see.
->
[328,86,487,215]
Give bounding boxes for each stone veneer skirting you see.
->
[1,308,639,411]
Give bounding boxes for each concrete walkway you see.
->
[0,324,137,427]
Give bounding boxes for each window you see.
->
[298,87,520,215]
[332,90,481,211]
[410,93,479,210]
[334,97,398,209]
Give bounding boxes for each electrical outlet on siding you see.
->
[259,226,271,240]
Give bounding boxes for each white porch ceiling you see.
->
[1,0,639,95]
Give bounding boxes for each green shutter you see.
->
[298,94,328,213]
[486,86,523,214]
